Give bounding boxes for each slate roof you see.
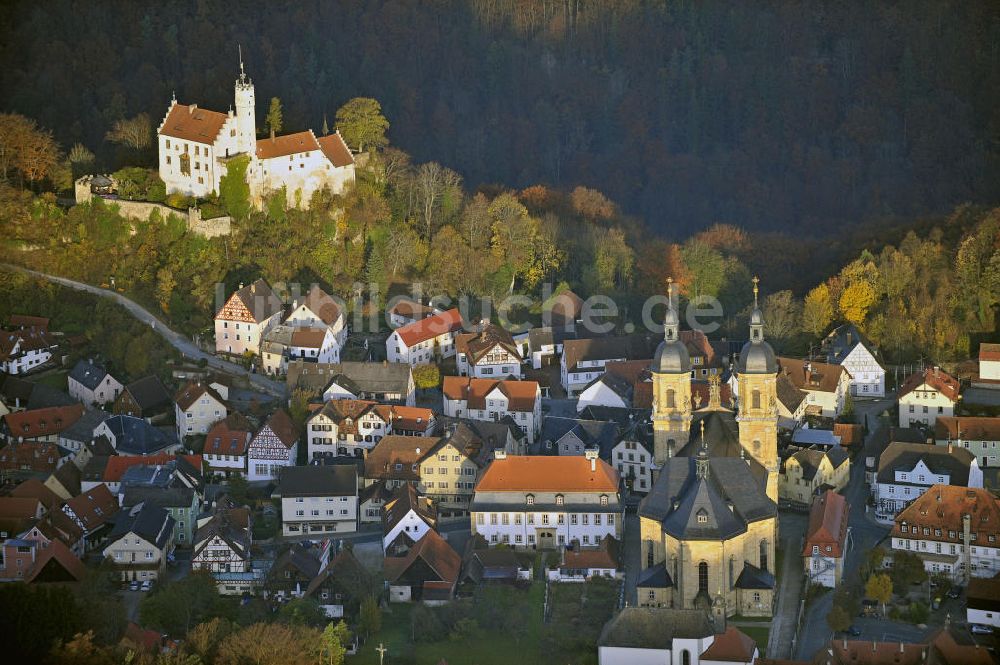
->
[876,442,976,486]
[562,333,661,374]
[640,454,775,540]
[597,607,713,649]
[636,562,673,588]
[286,360,412,398]
[734,561,775,589]
[822,323,883,365]
[382,530,460,586]
[278,465,356,498]
[121,485,195,510]
[59,408,112,446]
[108,503,174,549]
[675,410,766,481]
[68,359,113,391]
[119,376,171,412]
[538,416,618,458]
[103,415,178,455]
[776,373,806,414]
[430,420,514,468]
[303,547,371,599]
[383,482,436,534]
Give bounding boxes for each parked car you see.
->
[947,586,963,599]
[140,580,152,592]
[129,580,140,591]
[971,624,993,635]
[844,626,863,637]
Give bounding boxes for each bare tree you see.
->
[105,113,152,150]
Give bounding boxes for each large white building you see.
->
[441,376,541,443]
[873,441,982,523]
[386,308,464,365]
[306,400,435,460]
[214,279,284,357]
[278,465,358,537]
[157,62,355,208]
[470,452,622,550]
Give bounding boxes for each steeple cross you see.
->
[752,275,760,306]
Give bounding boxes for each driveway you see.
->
[2,263,286,398]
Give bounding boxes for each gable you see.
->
[216,293,257,323]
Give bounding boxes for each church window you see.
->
[698,562,709,593]
[681,651,691,665]
[759,540,768,572]
[646,541,654,568]
[666,389,676,409]
[729,557,735,589]
[752,389,761,409]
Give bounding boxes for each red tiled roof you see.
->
[476,455,619,493]
[394,308,464,347]
[8,315,49,331]
[980,343,1000,362]
[257,409,299,449]
[24,539,86,583]
[158,103,229,145]
[256,130,320,160]
[10,478,62,511]
[290,328,327,349]
[103,454,202,482]
[934,416,1000,442]
[299,285,342,325]
[803,490,849,557]
[778,357,848,393]
[64,484,118,531]
[174,381,226,411]
[699,626,757,662]
[2,404,84,439]
[0,442,65,472]
[897,367,961,403]
[364,436,437,481]
[388,298,438,320]
[833,423,864,446]
[441,376,539,412]
[383,530,460,586]
[317,131,355,168]
[892,485,1000,545]
[0,327,55,361]
[204,414,253,456]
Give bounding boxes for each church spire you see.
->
[664,276,679,342]
[749,275,765,343]
[696,420,710,479]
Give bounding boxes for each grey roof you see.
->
[0,376,76,410]
[776,374,806,413]
[636,562,673,589]
[120,464,174,490]
[279,465,356,497]
[69,359,112,391]
[107,503,174,549]
[822,323,883,365]
[538,417,619,458]
[734,561,774,589]
[121,376,171,411]
[103,415,177,455]
[791,428,840,447]
[737,339,778,374]
[876,442,977,485]
[120,485,195,510]
[676,411,766,481]
[59,408,112,444]
[527,327,554,351]
[288,360,412,398]
[271,542,324,580]
[597,608,713,649]
[640,454,776,540]
[653,336,692,375]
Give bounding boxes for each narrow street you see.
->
[1,263,286,398]
[623,508,640,607]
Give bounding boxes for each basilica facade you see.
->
[638,279,779,618]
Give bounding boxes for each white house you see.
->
[891,485,1000,581]
[776,357,851,418]
[381,483,436,556]
[611,440,655,494]
[261,325,339,375]
[470,452,622,549]
[560,334,659,396]
[306,400,435,460]
[102,503,175,582]
[387,298,441,328]
[975,343,1000,387]
[67,359,123,406]
[802,490,848,588]
[203,414,253,477]
[873,441,982,523]
[192,498,257,595]
[386,308,464,365]
[214,279,284,357]
[441,376,541,443]
[174,381,228,441]
[247,409,299,482]
[455,323,523,379]
[284,285,347,348]
[898,367,961,428]
[822,323,885,397]
[157,63,354,207]
[935,416,1000,468]
[0,326,56,375]
[967,577,1000,628]
[597,608,758,665]
[279,466,358,537]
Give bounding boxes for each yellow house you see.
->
[779,447,850,505]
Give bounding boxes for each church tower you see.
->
[234,47,257,156]
[652,278,692,467]
[736,277,780,502]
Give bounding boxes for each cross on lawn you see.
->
[376,642,388,665]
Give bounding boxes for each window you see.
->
[526,494,534,506]
[752,389,761,409]
[600,495,609,506]
[555,494,564,506]
[698,562,709,593]
[666,388,676,409]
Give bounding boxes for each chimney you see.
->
[494,450,506,460]
[899,643,904,654]
[585,449,598,472]
[189,104,197,114]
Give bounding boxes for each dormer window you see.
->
[696,509,708,524]
[555,494,564,506]
[600,495,609,506]
[526,494,534,506]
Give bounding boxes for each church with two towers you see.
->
[638,278,779,618]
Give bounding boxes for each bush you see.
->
[165,192,193,209]
[908,601,929,624]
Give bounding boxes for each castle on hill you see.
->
[156,59,355,209]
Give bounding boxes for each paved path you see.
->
[623,508,640,607]
[767,511,806,659]
[1,263,286,398]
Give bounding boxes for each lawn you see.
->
[350,579,616,665]
[740,625,770,653]
[31,370,67,390]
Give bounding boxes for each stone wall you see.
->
[73,175,231,238]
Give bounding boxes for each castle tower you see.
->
[735,277,780,502]
[652,278,692,467]
[234,46,257,156]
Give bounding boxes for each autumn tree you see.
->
[693,223,750,255]
[319,621,350,665]
[680,239,727,298]
[216,623,322,665]
[570,186,615,220]
[336,97,389,152]
[0,113,60,187]
[185,617,236,663]
[357,596,382,640]
[763,290,802,345]
[266,97,284,139]
[412,363,441,391]
[105,113,152,150]
[802,283,834,337]
[865,573,893,617]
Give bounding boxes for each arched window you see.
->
[666,388,676,409]
[682,650,691,665]
[526,494,534,506]
[555,494,564,506]
[698,561,709,593]
[760,540,769,573]
[752,389,761,410]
